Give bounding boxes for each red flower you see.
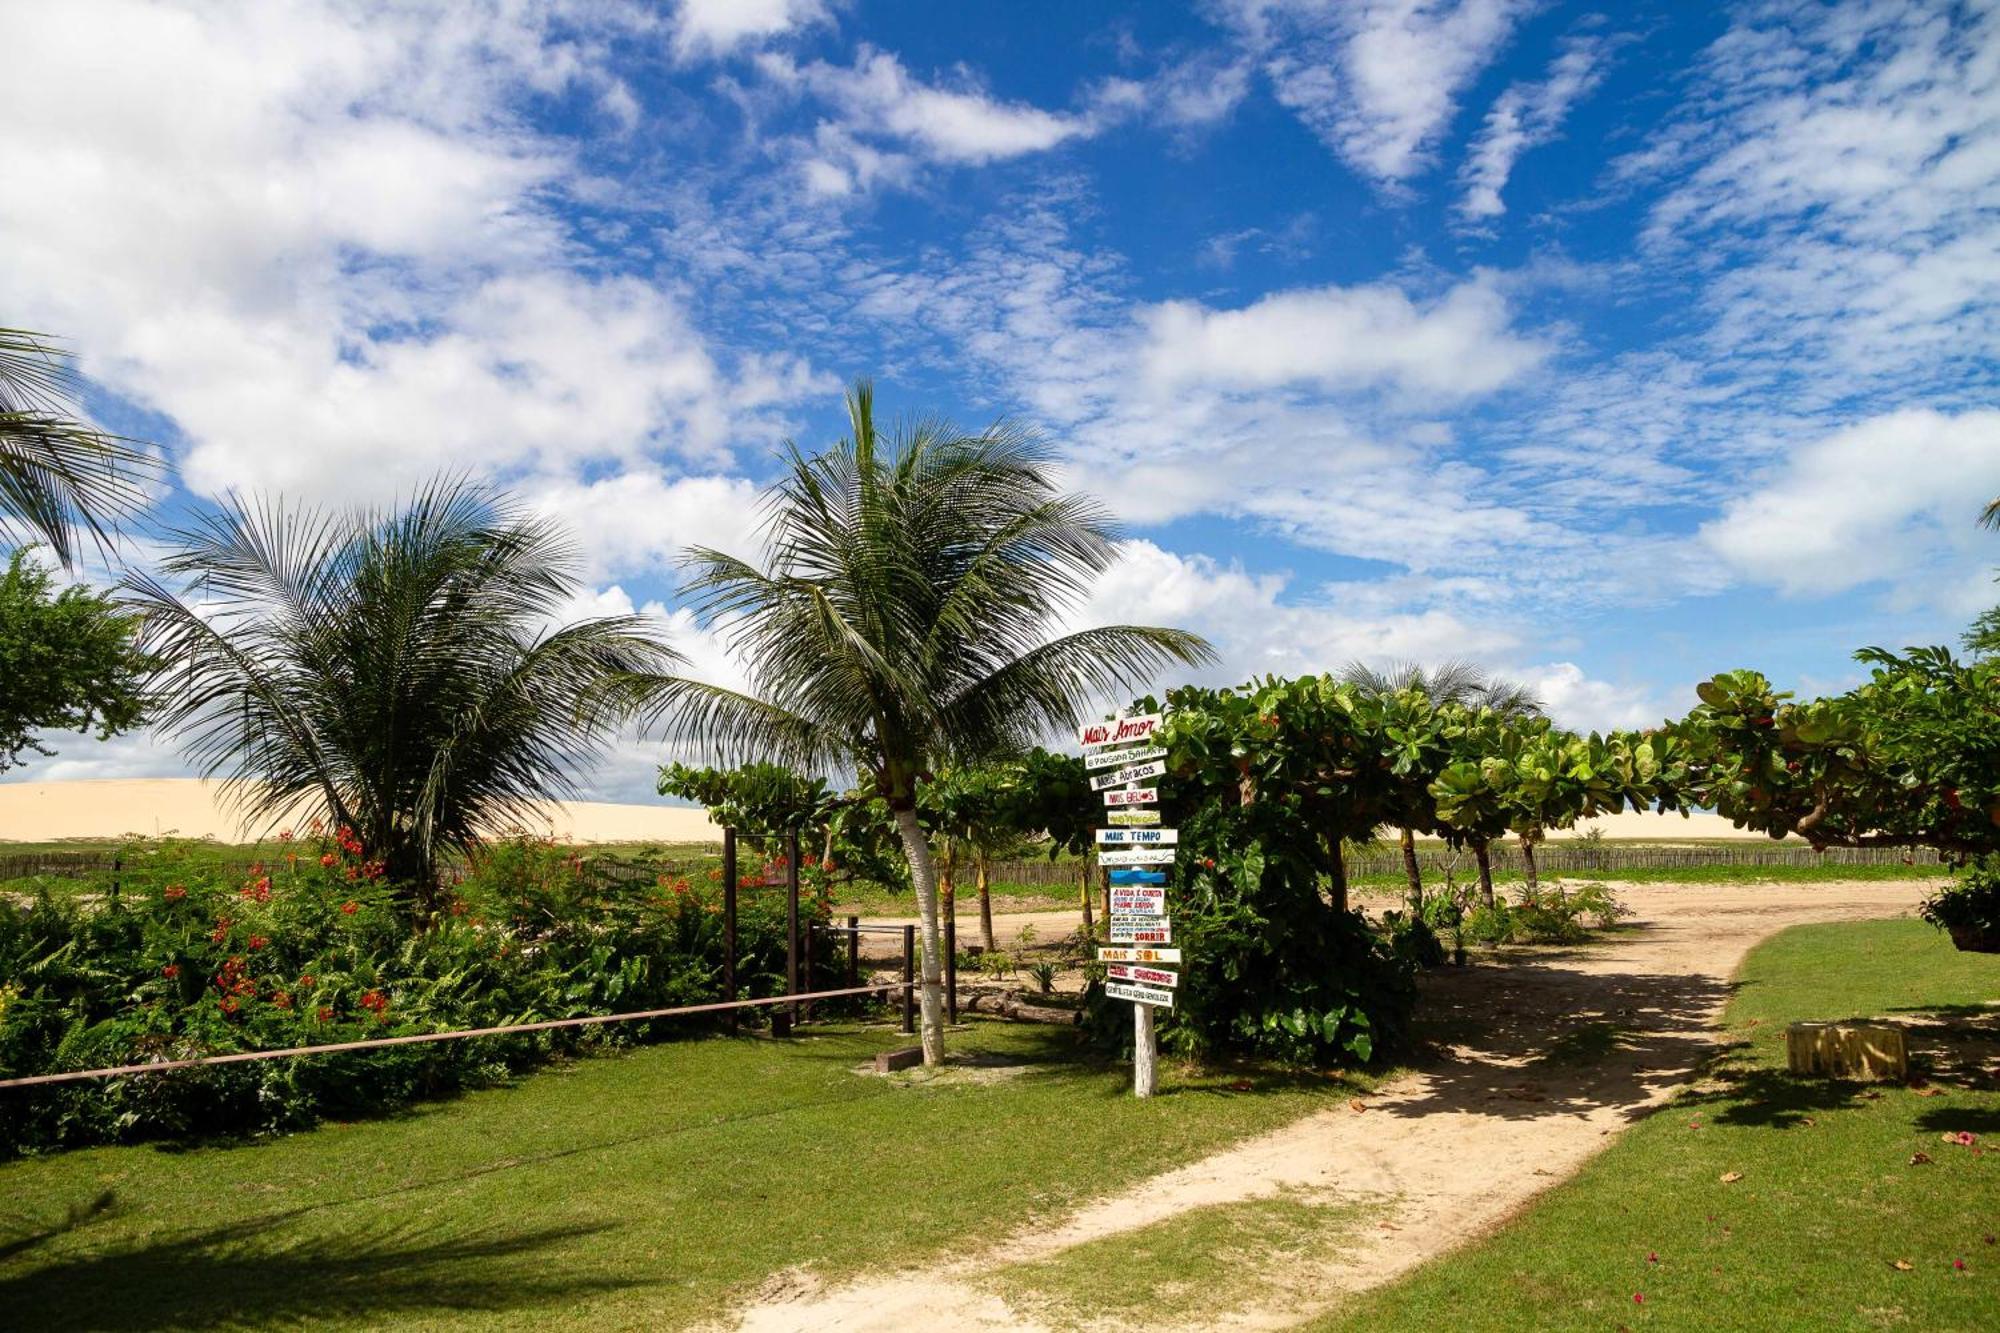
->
[163,884,187,902]
[218,995,240,1015]
[209,921,232,943]
[707,868,721,881]
[320,852,338,868]
[1633,1293,1644,1305]
[298,973,316,988]
[271,991,293,1009]
[248,934,268,951]
[278,828,294,842]
[1202,857,1216,870]
[358,989,388,1013]
[1955,1259,1967,1271]
[161,963,180,979]
[316,1006,334,1022]
[341,900,359,915]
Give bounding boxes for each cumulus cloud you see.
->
[670,0,831,61]
[529,471,766,582]
[1699,409,2000,608]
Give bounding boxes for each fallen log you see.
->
[960,990,1081,1025]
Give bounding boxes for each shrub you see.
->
[1919,857,2000,943]
[0,836,846,1156]
[1462,903,1515,945]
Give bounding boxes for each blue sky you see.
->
[3,0,1997,799]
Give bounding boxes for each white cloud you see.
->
[1139,275,1549,398]
[1699,409,2000,606]
[1223,0,1533,189]
[529,471,766,583]
[670,0,831,61]
[1458,36,1608,220]
[0,2,811,505]
[1514,662,1664,735]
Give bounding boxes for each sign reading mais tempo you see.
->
[1095,827,1177,844]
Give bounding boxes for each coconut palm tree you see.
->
[126,479,680,904]
[0,328,156,567]
[1341,659,1543,910]
[648,382,1214,1064]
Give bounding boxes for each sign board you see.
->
[1103,787,1159,807]
[1085,745,1165,771]
[1107,870,1165,886]
[1107,964,1179,988]
[1098,847,1176,866]
[1110,918,1172,944]
[1078,713,1162,750]
[1106,980,1175,1008]
[1099,947,1182,964]
[1096,827,1178,845]
[1109,886,1166,914]
[1106,809,1161,827]
[1090,760,1166,791]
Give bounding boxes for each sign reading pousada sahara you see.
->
[1105,980,1174,1008]
[1106,809,1161,826]
[1103,787,1159,807]
[1098,846,1176,866]
[1098,946,1182,964]
[1107,964,1179,988]
[1085,745,1166,770]
[1095,827,1177,845]
[1090,760,1166,791]
[1078,713,1162,749]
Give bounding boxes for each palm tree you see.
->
[1,328,156,567]
[1341,659,1543,911]
[127,479,680,904]
[1982,497,1999,530]
[648,382,1214,1064]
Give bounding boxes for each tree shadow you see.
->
[1371,932,1739,1125]
[0,1210,640,1331]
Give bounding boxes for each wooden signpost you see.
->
[1077,712,1184,1098]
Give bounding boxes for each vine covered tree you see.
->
[648,382,1213,1065]
[1,328,156,567]
[128,480,682,904]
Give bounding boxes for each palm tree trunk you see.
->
[1079,854,1094,931]
[976,847,995,952]
[890,805,947,1066]
[1520,834,1539,891]
[1400,825,1423,912]
[1474,840,1495,908]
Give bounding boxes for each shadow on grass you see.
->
[0,1210,639,1331]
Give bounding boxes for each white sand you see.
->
[0,777,719,844]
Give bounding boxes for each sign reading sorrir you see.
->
[1077,713,1162,749]
[1109,918,1172,944]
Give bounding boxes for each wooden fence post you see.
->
[944,909,958,1024]
[900,925,916,1034]
[845,914,860,993]
[783,831,800,1032]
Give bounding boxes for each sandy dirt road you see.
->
[733,879,1934,1332]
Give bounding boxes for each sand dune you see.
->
[0,778,719,845]
[0,778,1775,845]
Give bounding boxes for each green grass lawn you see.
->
[1314,919,2000,1332]
[0,1021,1361,1331]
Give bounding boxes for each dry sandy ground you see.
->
[734,879,1933,1333]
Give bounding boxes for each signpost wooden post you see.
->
[1076,711,1185,1100]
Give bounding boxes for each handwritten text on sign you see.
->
[1107,964,1179,987]
[1078,714,1162,749]
[1099,947,1182,964]
[1098,847,1176,866]
[1103,787,1159,807]
[1110,919,1172,944]
[1095,827,1178,845]
[1106,809,1162,826]
[1090,760,1166,791]
[1109,886,1166,914]
[1085,746,1165,771]
[1106,980,1175,1008]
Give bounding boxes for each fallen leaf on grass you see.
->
[1720,1171,1744,1183]
[1862,1090,1883,1100]
[1944,1131,1979,1147]
[1228,1080,1254,1092]
[1915,1087,1944,1098]
[1799,1117,1816,1127]
[1349,1098,1366,1113]
[1377,1221,1401,1231]
[1910,1152,1933,1165]
[1892,1260,1915,1272]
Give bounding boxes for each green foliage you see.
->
[125,481,683,897]
[0,327,158,568]
[1669,647,2000,860]
[0,548,150,771]
[1917,856,2000,934]
[658,761,906,889]
[0,837,842,1155]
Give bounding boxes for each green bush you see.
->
[0,835,846,1156]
